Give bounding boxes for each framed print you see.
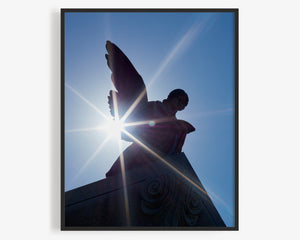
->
[61,8,238,230]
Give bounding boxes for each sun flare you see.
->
[101,118,125,139]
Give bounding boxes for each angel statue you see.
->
[105,41,195,177]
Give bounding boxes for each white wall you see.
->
[0,0,299,239]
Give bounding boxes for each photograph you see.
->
[61,9,238,230]
[2,0,300,239]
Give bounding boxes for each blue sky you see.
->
[64,11,236,227]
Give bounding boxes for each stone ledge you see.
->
[64,153,225,227]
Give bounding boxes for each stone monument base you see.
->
[64,153,225,229]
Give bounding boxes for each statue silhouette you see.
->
[105,41,195,177]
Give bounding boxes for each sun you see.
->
[101,118,125,139]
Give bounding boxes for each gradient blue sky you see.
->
[64,11,236,227]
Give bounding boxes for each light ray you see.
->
[65,126,107,133]
[66,83,110,121]
[149,20,206,86]
[204,186,234,218]
[117,136,131,225]
[123,117,173,127]
[112,91,131,225]
[148,15,216,89]
[183,108,234,120]
[72,134,112,181]
[103,13,112,41]
[122,129,232,212]
[121,129,209,198]
[124,119,151,127]
[120,88,146,122]
[121,17,212,123]
[121,129,232,213]
[111,90,120,121]
[197,108,234,116]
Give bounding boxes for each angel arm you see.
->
[177,120,196,133]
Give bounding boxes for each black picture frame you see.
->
[61,8,238,231]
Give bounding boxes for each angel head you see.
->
[164,89,189,114]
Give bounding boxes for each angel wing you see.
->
[105,41,148,119]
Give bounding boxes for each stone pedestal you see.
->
[64,153,225,229]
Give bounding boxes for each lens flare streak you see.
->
[112,91,131,225]
[121,129,209,198]
[66,83,110,121]
[72,134,112,181]
[117,138,131,225]
[120,89,147,123]
[203,186,233,218]
[123,117,173,127]
[120,18,211,123]
[65,126,107,133]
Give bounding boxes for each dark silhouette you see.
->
[105,41,195,177]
